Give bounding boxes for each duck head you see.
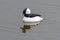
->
[23,8,31,15]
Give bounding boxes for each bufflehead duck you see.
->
[21,8,43,33]
[23,8,43,25]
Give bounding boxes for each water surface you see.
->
[0,0,60,40]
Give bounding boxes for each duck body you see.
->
[22,8,43,25]
[23,16,43,22]
[23,16,43,25]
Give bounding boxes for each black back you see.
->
[24,14,41,18]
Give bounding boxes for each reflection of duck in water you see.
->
[21,8,43,33]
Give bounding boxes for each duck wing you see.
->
[25,14,41,17]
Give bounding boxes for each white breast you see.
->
[23,16,43,22]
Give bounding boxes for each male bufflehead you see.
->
[21,8,43,33]
[23,8,43,25]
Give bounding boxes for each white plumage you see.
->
[22,8,43,25]
[23,16,43,22]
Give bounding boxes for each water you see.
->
[0,0,60,40]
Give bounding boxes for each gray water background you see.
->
[0,0,60,40]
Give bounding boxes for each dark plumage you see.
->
[23,8,27,15]
[24,14,41,18]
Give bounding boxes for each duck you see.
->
[22,8,43,25]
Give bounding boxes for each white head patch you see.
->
[26,8,31,14]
